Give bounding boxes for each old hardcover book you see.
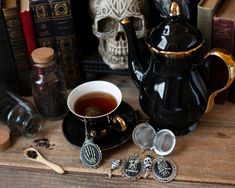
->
[50,0,80,88]
[197,0,223,53]
[4,0,19,10]
[20,0,37,58]
[2,0,31,96]
[0,9,21,94]
[30,0,80,88]
[212,0,235,103]
[30,0,55,48]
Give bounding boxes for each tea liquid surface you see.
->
[74,92,117,116]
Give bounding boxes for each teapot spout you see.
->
[120,18,145,88]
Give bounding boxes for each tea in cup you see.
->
[67,81,126,139]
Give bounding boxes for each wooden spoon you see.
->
[24,147,65,174]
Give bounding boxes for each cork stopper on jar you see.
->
[31,47,55,65]
[0,127,11,151]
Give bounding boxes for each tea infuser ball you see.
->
[152,129,176,156]
[132,123,156,150]
[151,129,177,183]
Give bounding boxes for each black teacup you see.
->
[67,81,126,139]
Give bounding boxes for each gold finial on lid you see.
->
[169,1,180,17]
[31,47,55,64]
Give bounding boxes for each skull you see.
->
[143,155,152,169]
[89,0,148,69]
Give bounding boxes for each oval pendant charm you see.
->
[80,139,102,168]
[152,156,177,183]
[121,155,144,181]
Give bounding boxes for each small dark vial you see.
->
[27,150,38,159]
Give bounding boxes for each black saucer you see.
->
[62,101,137,150]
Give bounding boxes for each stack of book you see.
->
[0,7,21,95]
[197,0,235,103]
[0,0,80,94]
[1,0,31,96]
[30,0,80,89]
[213,0,235,103]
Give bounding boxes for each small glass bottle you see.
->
[30,47,68,119]
[0,90,43,138]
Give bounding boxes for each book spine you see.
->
[30,0,55,49]
[197,0,223,53]
[2,7,31,96]
[20,3,37,58]
[0,9,21,94]
[212,16,235,103]
[50,0,80,88]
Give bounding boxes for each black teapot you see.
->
[121,2,235,135]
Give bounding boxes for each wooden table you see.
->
[0,75,235,188]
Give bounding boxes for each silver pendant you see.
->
[80,139,102,168]
[152,156,177,183]
[80,119,102,168]
[121,155,144,181]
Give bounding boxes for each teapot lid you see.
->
[146,2,203,57]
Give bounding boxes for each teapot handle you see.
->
[204,48,235,113]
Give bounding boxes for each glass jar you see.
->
[0,90,43,138]
[30,47,68,119]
